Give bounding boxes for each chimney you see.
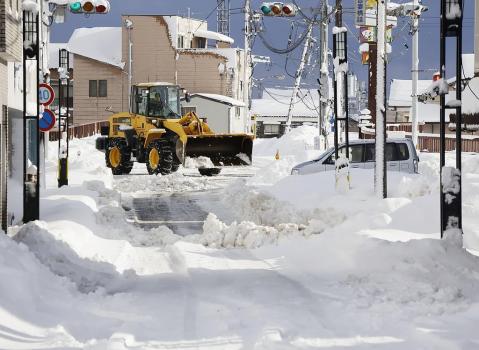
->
[476,0,479,76]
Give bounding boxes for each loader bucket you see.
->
[184,134,253,166]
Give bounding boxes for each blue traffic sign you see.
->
[39,109,56,132]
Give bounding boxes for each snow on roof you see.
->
[194,29,234,44]
[459,77,479,115]
[251,88,322,117]
[410,103,452,123]
[136,82,177,87]
[191,93,245,107]
[67,27,124,69]
[48,43,74,69]
[388,79,432,107]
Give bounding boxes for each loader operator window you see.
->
[149,86,180,118]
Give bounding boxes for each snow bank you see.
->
[251,125,321,185]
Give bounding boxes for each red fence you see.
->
[418,135,479,153]
[49,121,108,142]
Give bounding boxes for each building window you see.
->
[89,80,107,97]
[264,124,280,134]
[177,35,184,48]
[89,80,97,97]
[235,106,241,118]
[99,80,107,97]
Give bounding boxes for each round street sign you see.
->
[39,109,56,132]
[39,83,55,106]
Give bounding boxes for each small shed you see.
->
[181,93,247,134]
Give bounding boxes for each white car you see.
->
[291,139,419,175]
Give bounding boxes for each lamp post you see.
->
[58,48,70,187]
[332,2,349,161]
[22,6,40,222]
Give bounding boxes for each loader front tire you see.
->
[146,140,173,175]
[106,139,132,175]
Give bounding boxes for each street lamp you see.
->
[334,30,347,63]
[22,1,40,222]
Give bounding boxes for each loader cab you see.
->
[132,83,181,119]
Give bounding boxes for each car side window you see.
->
[365,144,375,162]
[397,143,409,161]
[323,145,363,164]
[365,143,400,161]
[385,143,398,161]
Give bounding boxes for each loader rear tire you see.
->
[171,160,180,173]
[146,140,173,175]
[106,139,133,175]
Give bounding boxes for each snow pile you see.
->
[46,135,113,187]
[190,213,308,249]
[114,170,218,194]
[184,156,214,168]
[250,125,321,185]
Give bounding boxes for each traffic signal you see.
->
[260,2,297,17]
[68,0,110,14]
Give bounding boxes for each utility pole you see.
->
[439,0,463,237]
[125,19,133,112]
[333,0,349,160]
[285,22,314,132]
[375,0,387,198]
[318,0,329,148]
[411,0,419,147]
[243,0,251,133]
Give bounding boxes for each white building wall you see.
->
[229,105,247,133]
[182,97,231,133]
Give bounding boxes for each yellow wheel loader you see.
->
[95,82,253,175]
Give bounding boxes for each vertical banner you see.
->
[354,0,366,26]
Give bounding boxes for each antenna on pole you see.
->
[217,0,230,36]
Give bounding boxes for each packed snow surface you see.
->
[2,126,479,349]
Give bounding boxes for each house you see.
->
[181,93,247,134]
[1,0,22,230]
[251,85,348,138]
[387,54,477,134]
[60,14,247,127]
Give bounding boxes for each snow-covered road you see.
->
[2,126,479,349]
